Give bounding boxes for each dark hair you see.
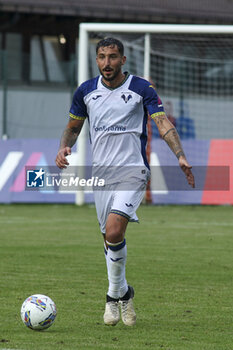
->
[96,37,124,56]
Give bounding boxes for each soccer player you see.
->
[55,37,195,326]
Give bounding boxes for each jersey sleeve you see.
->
[143,83,166,119]
[69,85,88,121]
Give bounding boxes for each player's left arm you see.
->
[153,114,195,188]
[144,81,194,187]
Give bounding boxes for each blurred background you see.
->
[0,0,232,204]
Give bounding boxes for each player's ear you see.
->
[121,55,126,66]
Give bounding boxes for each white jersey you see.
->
[69,73,165,184]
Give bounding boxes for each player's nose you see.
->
[104,56,111,66]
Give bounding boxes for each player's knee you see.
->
[105,229,124,244]
[105,213,128,244]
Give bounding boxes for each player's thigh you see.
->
[94,189,113,234]
[111,182,147,221]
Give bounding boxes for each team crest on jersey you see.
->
[121,94,132,103]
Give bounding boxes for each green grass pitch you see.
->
[0,204,233,350]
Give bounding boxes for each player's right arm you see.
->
[55,118,85,169]
[56,82,87,169]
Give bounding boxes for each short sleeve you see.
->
[69,86,87,121]
[143,83,166,119]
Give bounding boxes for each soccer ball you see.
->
[20,294,57,331]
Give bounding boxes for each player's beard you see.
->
[100,64,122,82]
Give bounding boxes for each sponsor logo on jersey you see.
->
[94,125,126,132]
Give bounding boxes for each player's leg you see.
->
[93,189,122,325]
[103,213,128,325]
[95,185,144,326]
[107,185,146,326]
[104,202,140,326]
[105,213,129,299]
[105,212,136,326]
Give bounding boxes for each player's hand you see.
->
[55,147,71,169]
[179,156,195,188]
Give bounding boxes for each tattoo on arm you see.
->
[162,128,175,139]
[60,126,80,149]
[153,114,167,127]
[162,128,185,159]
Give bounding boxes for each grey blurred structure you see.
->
[0,0,233,139]
[1,0,233,25]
